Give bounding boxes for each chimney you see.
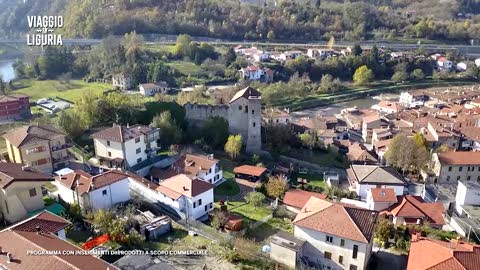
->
[451,236,460,248]
[6,253,12,263]
[411,232,421,242]
[21,166,31,171]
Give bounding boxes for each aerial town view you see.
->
[0,0,480,269]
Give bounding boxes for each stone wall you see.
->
[184,103,229,122]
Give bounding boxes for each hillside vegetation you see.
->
[0,0,480,42]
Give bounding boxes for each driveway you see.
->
[371,249,407,270]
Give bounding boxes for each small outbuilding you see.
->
[233,165,267,182]
[270,231,305,269]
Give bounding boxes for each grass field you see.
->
[11,79,111,102]
[166,61,207,77]
[214,179,240,197]
[226,201,272,225]
[296,173,328,190]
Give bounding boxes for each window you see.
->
[448,166,452,172]
[108,151,112,157]
[107,141,111,146]
[468,176,471,181]
[252,110,255,115]
[102,190,107,196]
[253,122,256,127]
[477,176,480,182]
[459,166,463,172]
[245,105,248,113]
[137,157,142,163]
[136,148,141,154]
[324,252,332,260]
[350,265,358,270]
[205,204,208,211]
[339,256,344,265]
[29,188,37,197]
[209,168,212,174]
[447,176,450,181]
[340,239,345,247]
[239,106,242,110]
[135,137,140,143]
[457,176,461,181]
[326,235,333,243]
[198,199,202,206]
[352,245,358,259]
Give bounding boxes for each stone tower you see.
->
[227,87,262,153]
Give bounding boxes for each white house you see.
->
[347,165,407,200]
[239,66,273,82]
[366,188,398,211]
[456,62,468,71]
[152,154,223,185]
[454,180,480,216]
[436,56,453,70]
[112,73,132,90]
[293,197,378,270]
[139,82,168,97]
[449,180,480,238]
[399,91,429,108]
[92,124,160,169]
[475,58,480,67]
[431,151,480,183]
[54,170,131,211]
[129,174,214,220]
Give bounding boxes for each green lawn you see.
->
[287,148,346,168]
[226,201,272,225]
[11,79,111,102]
[66,229,92,246]
[145,225,211,251]
[247,217,293,242]
[214,178,240,197]
[166,61,206,76]
[296,173,328,190]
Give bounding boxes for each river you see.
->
[0,60,15,82]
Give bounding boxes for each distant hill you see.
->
[0,0,479,42]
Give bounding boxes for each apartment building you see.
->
[92,124,160,169]
[431,151,480,183]
[112,73,132,90]
[3,125,73,173]
[0,163,53,223]
[293,197,378,270]
[0,94,30,120]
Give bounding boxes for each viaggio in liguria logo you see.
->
[26,16,63,46]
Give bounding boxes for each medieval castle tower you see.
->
[184,86,262,153]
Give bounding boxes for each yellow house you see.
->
[0,163,54,223]
[3,124,73,173]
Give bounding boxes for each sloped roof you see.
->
[293,197,378,243]
[229,86,261,103]
[56,170,131,196]
[384,195,445,225]
[140,82,168,90]
[370,188,397,203]
[437,151,480,165]
[9,210,70,235]
[152,154,219,180]
[0,163,53,189]
[233,165,267,177]
[91,124,158,143]
[283,189,327,209]
[407,237,480,270]
[157,174,214,199]
[3,124,65,148]
[347,143,377,162]
[347,165,406,186]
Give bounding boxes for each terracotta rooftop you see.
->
[0,93,28,103]
[0,213,116,270]
[283,189,327,209]
[369,188,397,203]
[56,169,133,196]
[91,124,158,143]
[140,82,168,89]
[293,197,378,243]
[153,154,219,180]
[437,151,480,165]
[233,165,267,177]
[3,124,65,148]
[383,195,445,225]
[10,210,70,235]
[347,143,377,162]
[157,174,214,199]
[407,236,480,270]
[0,163,53,189]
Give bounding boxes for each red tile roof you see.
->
[229,86,261,103]
[91,124,158,143]
[157,174,214,199]
[56,170,132,195]
[3,124,65,148]
[233,165,267,177]
[153,154,219,180]
[283,189,328,209]
[383,195,445,225]
[293,197,378,243]
[370,188,397,203]
[10,210,70,234]
[437,151,480,165]
[407,237,480,270]
[0,163,53,189]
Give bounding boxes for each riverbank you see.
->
[273,79,478,111]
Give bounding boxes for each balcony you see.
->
[51,143,73,152]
